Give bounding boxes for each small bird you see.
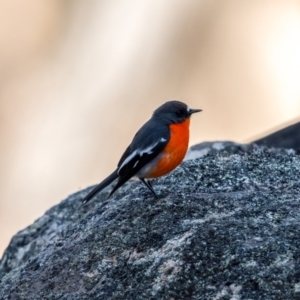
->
[83,100,201,204]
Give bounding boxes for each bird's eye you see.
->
[176,110,184,117]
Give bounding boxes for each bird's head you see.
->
[153,100,202,124]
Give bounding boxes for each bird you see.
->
[82,100,201,204]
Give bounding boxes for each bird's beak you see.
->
[189,108,202,115]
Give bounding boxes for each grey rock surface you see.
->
[185,141,251,160]
[1,143,300,299]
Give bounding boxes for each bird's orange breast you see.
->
[148,118,190,178]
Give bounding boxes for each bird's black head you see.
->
[153,100,202,123]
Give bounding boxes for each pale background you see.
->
[1,0,300,255]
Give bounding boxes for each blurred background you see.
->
[1,0,300,255]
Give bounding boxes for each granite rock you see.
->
[1,143,300,299]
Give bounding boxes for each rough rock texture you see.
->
[185,141,251,160]
[1,143,300,299]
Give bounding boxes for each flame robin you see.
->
[83,100,201,203]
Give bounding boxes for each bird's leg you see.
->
[147,180,153,189]
[139,178,158,199]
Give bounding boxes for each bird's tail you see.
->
[82,170,118,204]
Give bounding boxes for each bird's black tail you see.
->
[82,170,118,204]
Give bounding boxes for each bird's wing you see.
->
[107,121,169,198]
[117,120,170,179]
[84,121,167,202]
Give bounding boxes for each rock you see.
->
[185,141,252,160]
[1,143,300,299]
[254,121,300,151]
